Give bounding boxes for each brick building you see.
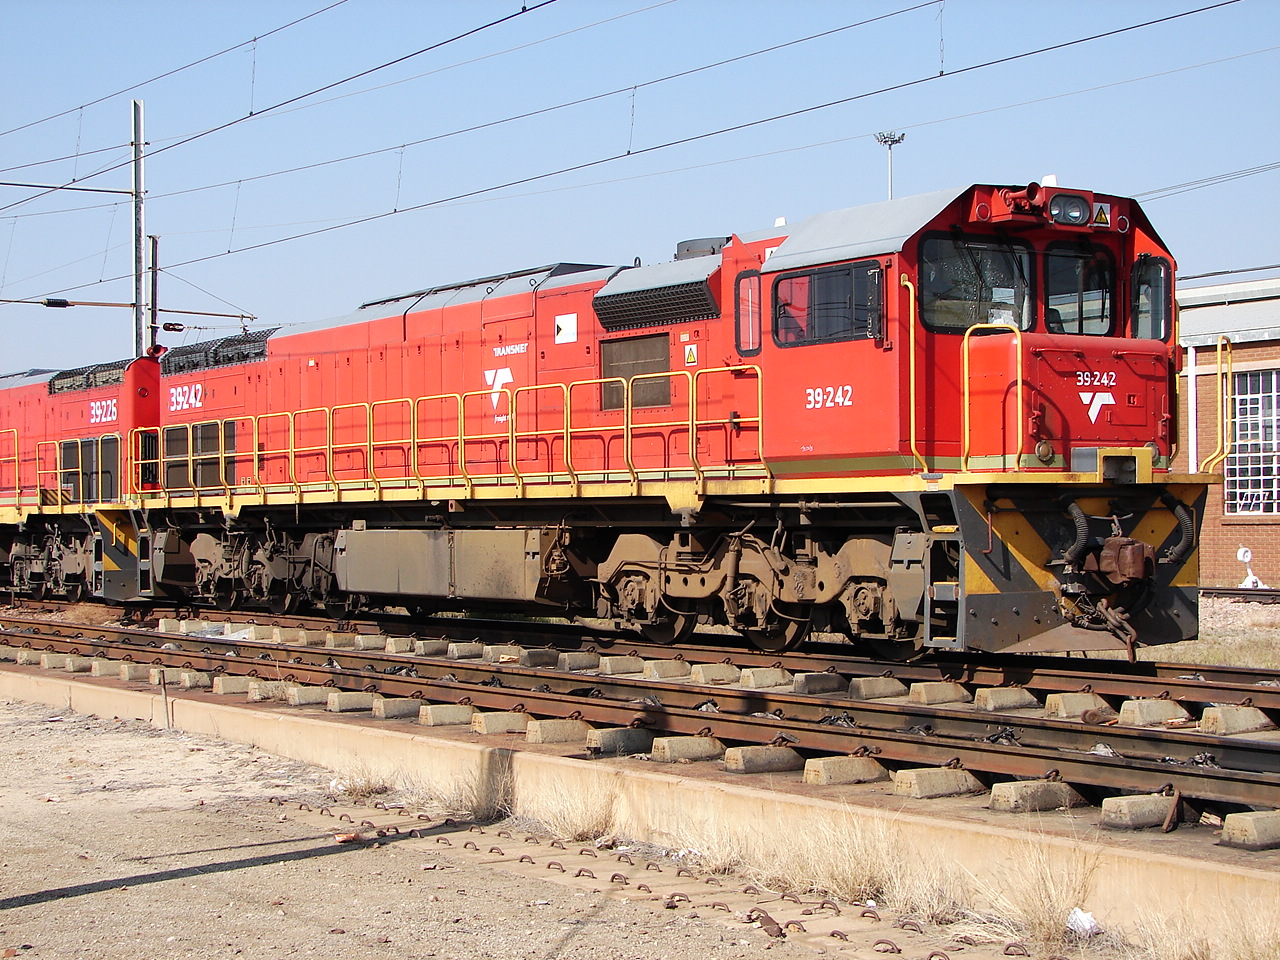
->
[1176,278,1280,587]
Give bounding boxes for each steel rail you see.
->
[4,621,1279,809]
[9,606,1280,713]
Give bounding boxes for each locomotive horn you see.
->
[998,182,1041,210]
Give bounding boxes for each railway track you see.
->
[1200,586,1280,604]
[2,605,1279,816]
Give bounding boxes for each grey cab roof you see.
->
[760,186,965,275]
[1178,278,1280,348]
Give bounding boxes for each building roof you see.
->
[1177,278,1280,348]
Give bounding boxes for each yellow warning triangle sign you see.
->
[1092,204,1110,226]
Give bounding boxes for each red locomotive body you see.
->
[0,183,1213,655]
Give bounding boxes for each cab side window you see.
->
[772,263,881,347]
[735,271,762,356]
[1131,255,1172,341]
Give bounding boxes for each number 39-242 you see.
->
[805,385,853,409]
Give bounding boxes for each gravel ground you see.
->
[0,698,845,960]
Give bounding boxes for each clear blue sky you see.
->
[0,0,1276,371]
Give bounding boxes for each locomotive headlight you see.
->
[1035,440,1056,464]
[1048,193,1090,226]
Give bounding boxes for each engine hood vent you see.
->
[592,255,720,330]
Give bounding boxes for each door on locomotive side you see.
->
[751,257,899,478]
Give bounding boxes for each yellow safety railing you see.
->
[457,388,518,495]
[691,365,767,491]
[628,369,699,486]
[901,275,928,472]
[19,366,769,512]
[370,397,418,495]
[412,392,465,493]
[566,377,634,492]
[961,323,1025,472]
[128,426,160,498]
[1199,335,1234,473]
[512,382,574,494]
[35,434,122,509]
[0,428,18,506]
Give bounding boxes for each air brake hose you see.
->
[1063,501,1091,568]
[1161,494,1196,564]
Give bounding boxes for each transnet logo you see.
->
[484,367,513,408]
[1078,392,1115,424]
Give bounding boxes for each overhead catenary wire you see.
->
[1179,263,1280,281]
[146,0,1254,273]
[10,0,1257,302]
[0,0,676,179]
[0,0,564,215]
[108,1,945,207]
[0,0,935,206]
[1136,160,1280,201]
[7,42,1277,229]
[0,0,353,141]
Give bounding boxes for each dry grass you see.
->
[325,761,391,802]
[952,839,1099,948]
[515,778,618,842]
[683,809,974,925]
[1086,597,1280,669]
[1126,898,1280,960]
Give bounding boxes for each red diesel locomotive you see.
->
[0,182,1213,656]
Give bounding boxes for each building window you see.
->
[1226,370,1280,514]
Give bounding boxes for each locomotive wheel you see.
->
[267,591,298,616]
[64,581,86,604]
[640,613,696,645]
[29,581,47,602]
[744,617,810,653]
[214,587,241,612]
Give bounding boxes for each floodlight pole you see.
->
[132,100,146,358]
[875,131,906,200]
[148,235,160,352]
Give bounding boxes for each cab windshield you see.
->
[1044,241,1115,336]
[919,235,1032,331]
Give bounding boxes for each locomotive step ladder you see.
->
[923,529,963,651]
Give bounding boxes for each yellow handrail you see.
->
[1199,335,1234,473]
[630,369,698,485]
[17,365,771,511]
[901,274,928,472]
[0,428,19,505]
[691,365,767,487]
[512,382,574,491]
[458,388,514,494]
[961,323,1025,472]
[565,377,632,491]
[36,439,61,508]
[412,392,464,489]
[370,397,418,496]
